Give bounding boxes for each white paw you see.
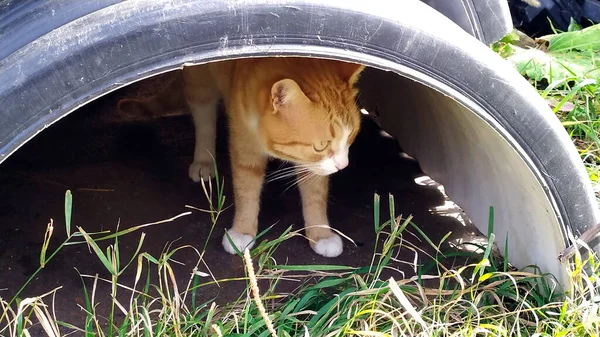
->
[222,229,255,254]
[312,234,343,257]
[189,160,214,182]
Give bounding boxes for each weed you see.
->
[493,23,600,205]
[1,183,598,336]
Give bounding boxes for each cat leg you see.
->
[222,142,268,253]
[188,100,217,182]
[183,66,219,182]
[298,174,343,257]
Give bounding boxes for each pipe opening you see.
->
[0,57,565,323]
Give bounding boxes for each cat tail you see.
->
[117,74,185,118]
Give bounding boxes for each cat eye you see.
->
[313,140,330,152]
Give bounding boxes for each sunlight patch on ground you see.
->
[414,175,471,228]
[414,174,497,254]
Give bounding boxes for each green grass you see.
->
[493,23,600,205]
[2,180,599,336]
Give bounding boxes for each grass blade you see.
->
[78,227,115,275]
[65,190,72,237]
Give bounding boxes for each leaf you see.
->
[487,206,495,238]
[567,18,582,32]
[551,79,597,113]
[65,190,72,237]
[39,220,54,268]
[505,45,600,83]
[389,277,426,329]
[78,227,115,275]
[500,29,520,44]
[478,272,493,282]
[537,24,600,52]
[373,193,380,232]
[309,278,349,290]
[274,264,356,271]
[546,99,575,112]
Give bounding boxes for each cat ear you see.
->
[271,79,309,111]
[338,61,365,84]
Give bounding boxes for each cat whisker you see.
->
[296,171,316,186]
[266,167,302,180]
[280,170,315,194]
[266,165,300,177]
[266,165,314,183]
[279,173,304,193]
[267,163,311,174]
[280,179,301,195]
[266,172,301,183]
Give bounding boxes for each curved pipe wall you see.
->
[0,0,597,285]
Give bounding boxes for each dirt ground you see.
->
[0,71,485,332]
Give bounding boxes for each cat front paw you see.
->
[222,229,255,254]
[312,234,343,257]
[189,161,214,182]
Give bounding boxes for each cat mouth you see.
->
[309,168,337,176]
[310,164,342,176]
[314,156,348,176]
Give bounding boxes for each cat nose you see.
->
[333,155,348,170]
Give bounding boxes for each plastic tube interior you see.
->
[358,67,567,285]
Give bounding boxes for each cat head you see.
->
[262,60,365,176]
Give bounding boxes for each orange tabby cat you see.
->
[120,57,364,257]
